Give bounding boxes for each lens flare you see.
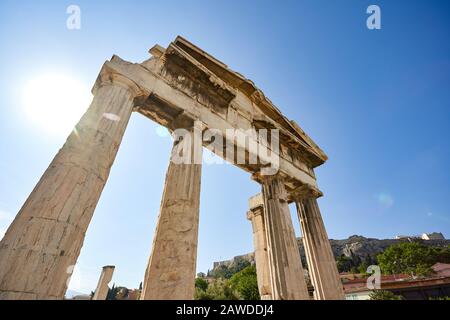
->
[23,73,91,135]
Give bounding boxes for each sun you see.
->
[23,73,92,135]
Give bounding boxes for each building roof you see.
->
[343,263,450,294]
[432,262,450,277]
[422,232,445,240]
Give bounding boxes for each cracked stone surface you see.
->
[141,128,202,300]
[0,82,136,300]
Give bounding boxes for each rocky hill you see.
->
[211,235,450,272]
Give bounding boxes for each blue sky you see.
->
[0,0,449,293]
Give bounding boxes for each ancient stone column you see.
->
[247,194,272,300]
[260,175,310,300]
[141,123,203,300]
[0,68,141,300]
[294,186,344,300]
[92,265,115,300]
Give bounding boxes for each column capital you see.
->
[246,210,258,221]
[251,170,286,184]
[290,184,323,201]
[259,173,290,203]
[93,64,144,97]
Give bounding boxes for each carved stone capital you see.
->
[247,210,259,221]
[247,194,264,221]
[290,184,323,201]
[259,173,290,203]
[251,169,287,185]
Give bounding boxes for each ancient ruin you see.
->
[92,266,115,300]
[0,36,343,300]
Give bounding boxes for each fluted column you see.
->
[247,194,272,300]
[92,265,115,300]
[0,68,141,300]
[294,186,344,300]
[141,123,203,300]
[261,175,310,300]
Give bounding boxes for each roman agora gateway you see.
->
[0,36,344,300]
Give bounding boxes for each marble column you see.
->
[0,69,141,300]
[261,175,310,300]
[141,123,203,300]
[92,265,115,300]
[247,194,272,300]
[294,186,344,300]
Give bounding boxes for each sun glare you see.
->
[23,73,92,135]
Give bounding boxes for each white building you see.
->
[421,232,445,240]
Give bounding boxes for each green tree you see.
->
[358,262,369,275]
[377,242,436,276]
[364,254,376,266]
[210,264,233,279]
[369,290,404,300]
[106,283,119,300]
[196,279,238,300]
[195,287,212,300]
[350,251,362,268]
[229,258,251,275]
[429,296,450,300]
[336,255,353,273]
[195,277,209,292]
[229,265,260,300]
[350,266,359,274]
[430,246,450,264]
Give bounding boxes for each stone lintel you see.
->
[103,56,320,190]
[290,184,323,201]
[92,62,144,98]
[248,193,264,211]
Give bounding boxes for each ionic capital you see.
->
[247,194,264,221]
[92,64,144,98]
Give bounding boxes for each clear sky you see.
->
[0,0,449,294]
